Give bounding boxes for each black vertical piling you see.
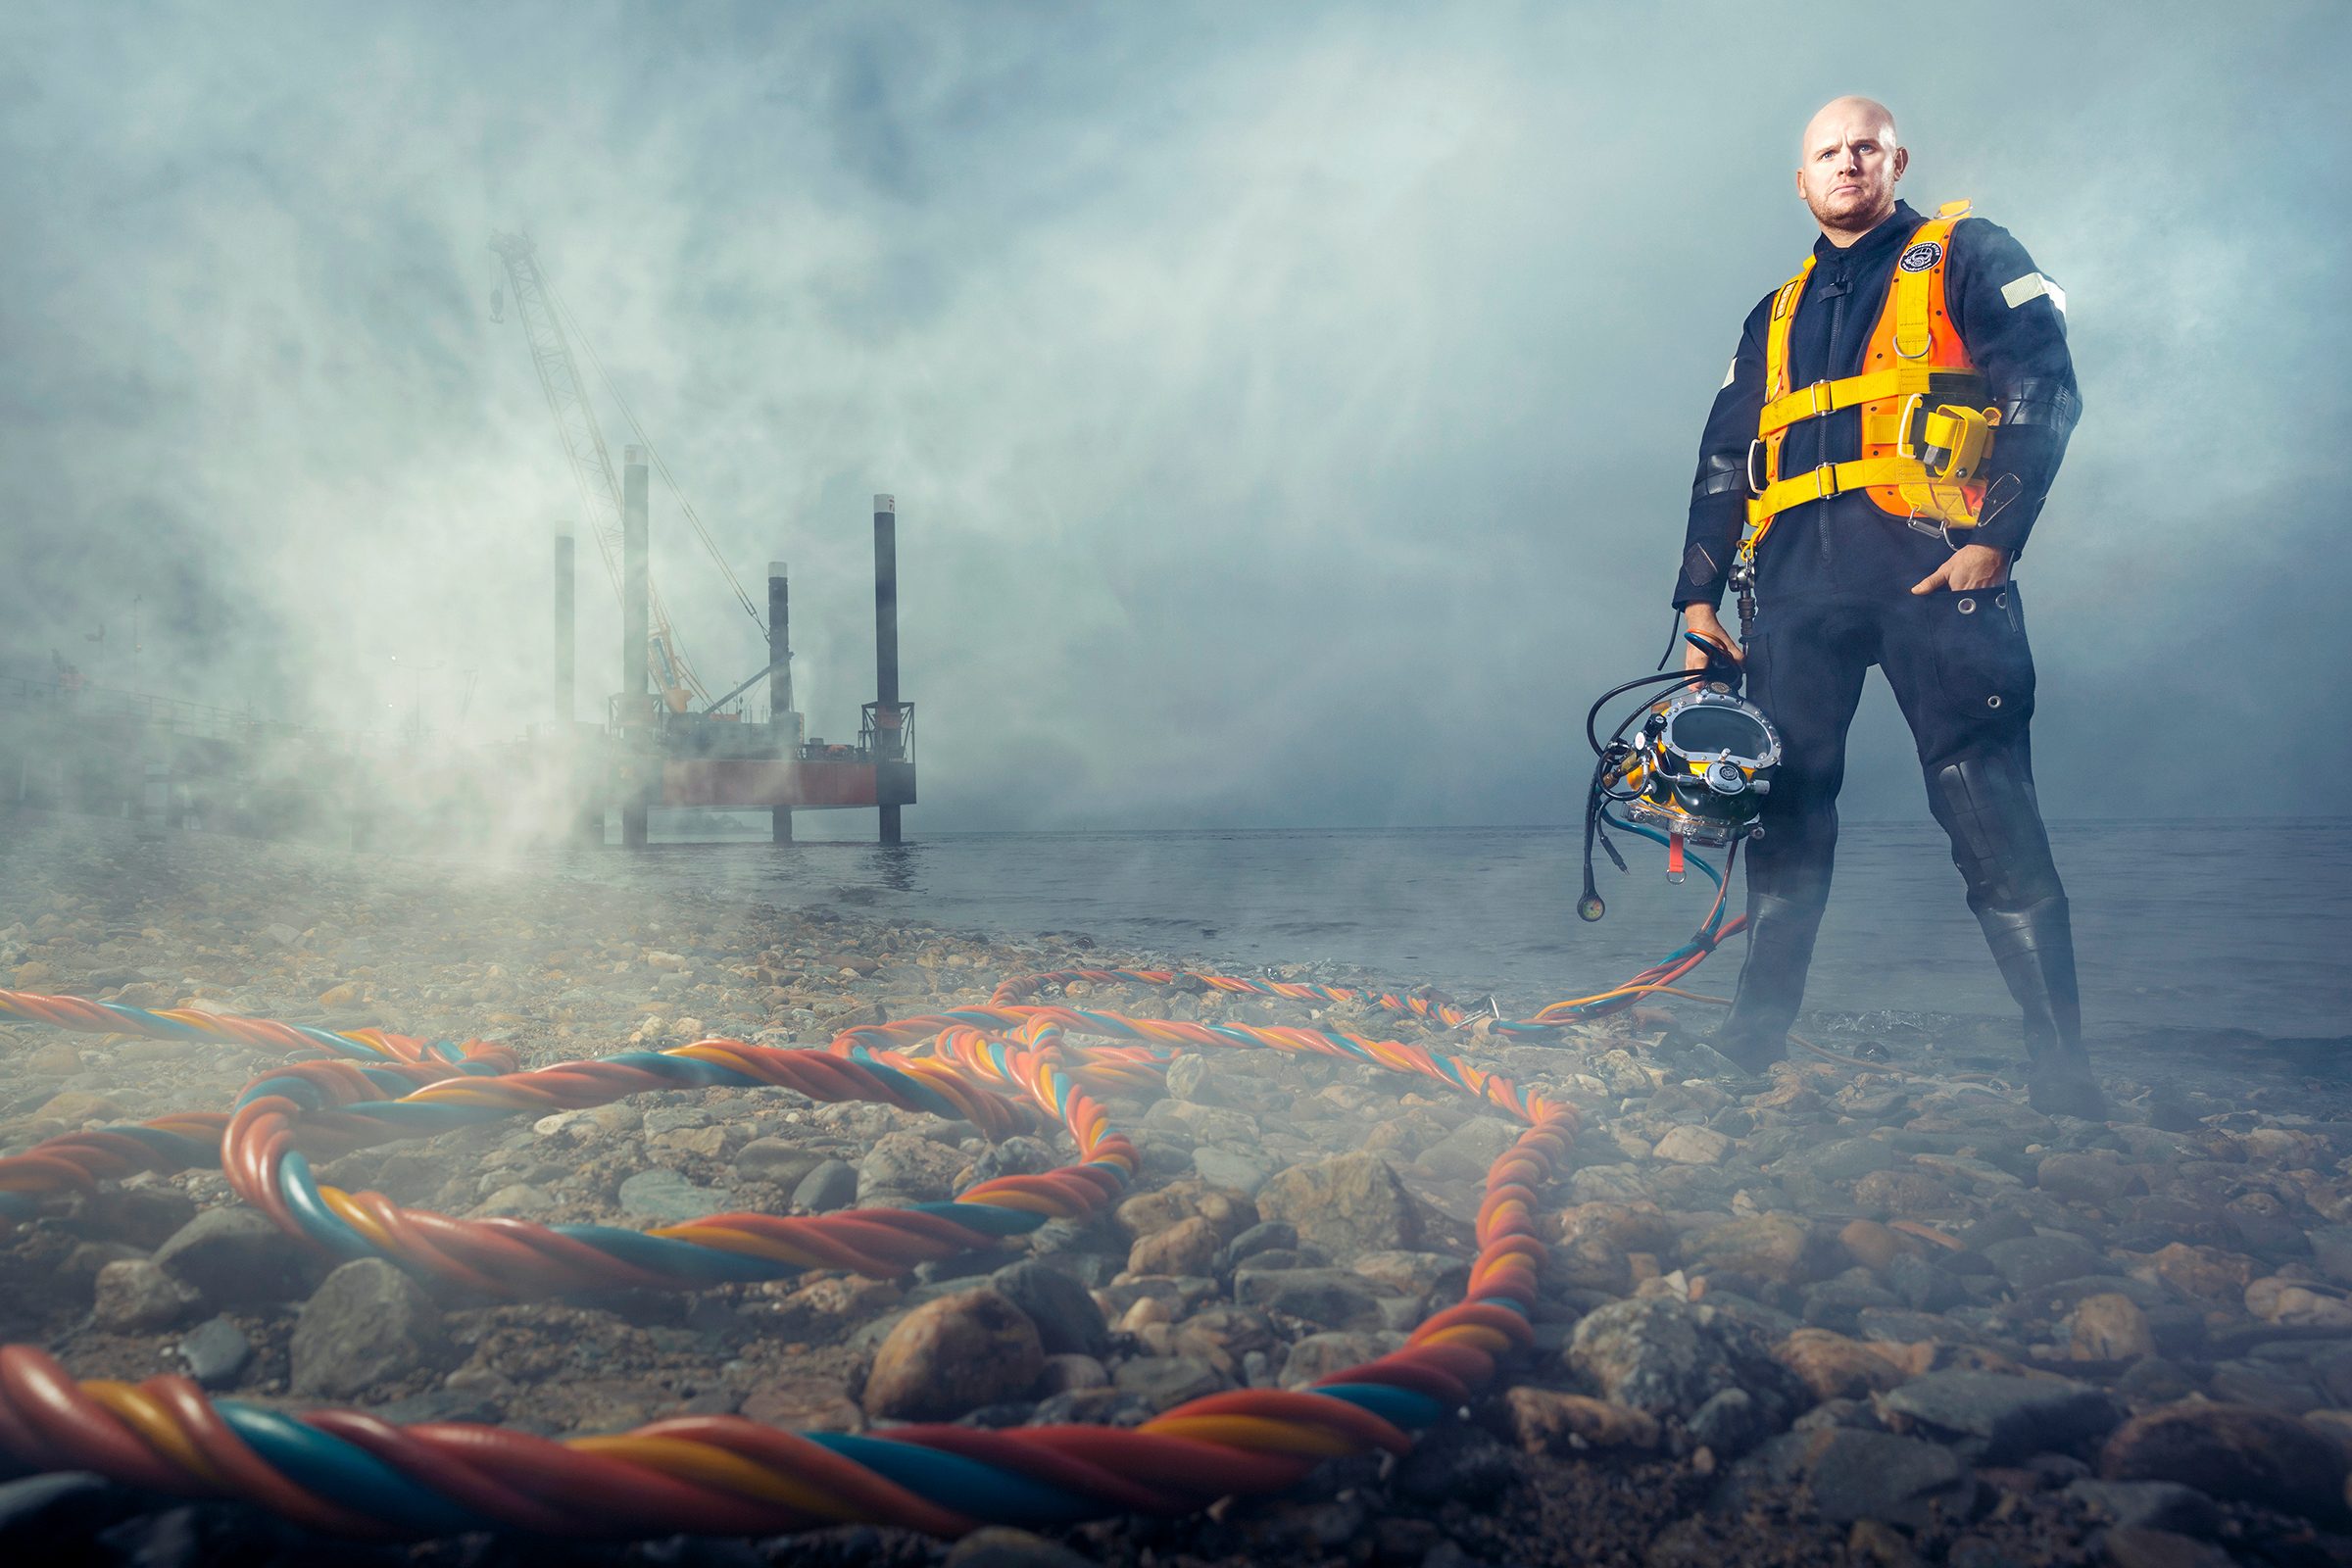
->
[873,493,902,846]
[621,446,651,850]
[768,559,794,846]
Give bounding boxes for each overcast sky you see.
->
[4,1,2345,832]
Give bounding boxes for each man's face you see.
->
[1796,105,1906,231]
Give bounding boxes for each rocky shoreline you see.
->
[4,817,2352,1566]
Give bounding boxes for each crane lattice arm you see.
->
[489,231,707,706]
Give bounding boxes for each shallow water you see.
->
[555,818,2352,1046]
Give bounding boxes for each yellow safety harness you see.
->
[1737,200,1999,574]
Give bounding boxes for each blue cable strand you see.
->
[805,1433,1098,1525]
[550,1226,797,1284]
[1306,1382,1447,1430]
[851,1054,967,1122]
[218,1403,483,1537]
[276,1151,379,1261]
[906,1200,1045,1239]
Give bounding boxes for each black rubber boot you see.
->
[1978,895,2108,1120]
[1930,750,2108,1121]
[1706,891,1827,1074]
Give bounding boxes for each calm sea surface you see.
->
[559,819,2351,1046]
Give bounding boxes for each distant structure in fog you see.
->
[550,462,917,848]
[496,232,915,848]
[0,240,922,851]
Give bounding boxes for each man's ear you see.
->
[1892,146,1909,181]
[1794,168,1806,199]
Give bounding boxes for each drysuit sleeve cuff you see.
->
[1971,507,2037,561]
[1671,490,1743,609]
[1970,417,2070,559]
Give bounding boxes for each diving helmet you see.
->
[1577,634,1785,923]
[1610,684,1782,848]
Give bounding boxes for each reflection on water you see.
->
[555,817,2352,1042]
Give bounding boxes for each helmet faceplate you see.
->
[1617,686,1782,846]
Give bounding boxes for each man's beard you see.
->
[1808,184,1892,232]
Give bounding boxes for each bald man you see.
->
[1671,97,2103,1118]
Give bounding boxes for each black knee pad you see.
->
[1928,750,2065,910]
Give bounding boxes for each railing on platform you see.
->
[0,674,315,744]
[858,701,915,763]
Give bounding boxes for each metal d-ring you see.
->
[1893,392,1925,459]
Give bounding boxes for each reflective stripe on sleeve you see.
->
[2001,272,2067,313]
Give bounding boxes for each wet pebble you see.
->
[862,1289,1044,1421]
[2100,1401,2349,1520]
[151,1208,318,1307]
[617,1168,730,1221]
[792,1158,858,1212]
[856,1131,966,1203]
[1876,1368,2122,1464]
[289,1257,454,1398]
[1719,1427,1973,1529]
[1982,1233,2114,1293]
[91,1258,199,1332]
[174,1316,252,1388]
[1568,1297,1802,1425]
[1109,1354,1222,1409]
[1255,1152,1421,1256]
[1230,1266,1389,1331]
[990,1260,1108,1356]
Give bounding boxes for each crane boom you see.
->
[489,231,707,705]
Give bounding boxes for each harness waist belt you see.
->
[1744,457,1944,526]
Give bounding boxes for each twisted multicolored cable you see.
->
[0,949,1623,1540]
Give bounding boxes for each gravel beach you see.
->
[5,816,2352,1566]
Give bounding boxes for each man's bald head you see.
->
[1795,96,1909,246]
[1802,96,1900,159]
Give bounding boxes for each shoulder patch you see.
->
[1897,240,1943,273]
[2001,271,2066,313]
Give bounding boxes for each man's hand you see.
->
[1912,543,2010,595]
[1682,605,1742,673]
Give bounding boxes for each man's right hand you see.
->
[1682,607,1742,673]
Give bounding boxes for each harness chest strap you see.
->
[1756,362,1964,440]
[1739,199,1982,564]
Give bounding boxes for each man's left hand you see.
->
[1912,543,2010,595]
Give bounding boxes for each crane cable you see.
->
[543,279,768,637]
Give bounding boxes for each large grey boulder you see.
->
[1255,1152,1421,1258]
[289,1258,453,1398]
[152,1209,318,1307]
[1567,1296,1804,1426]
[1718,1428,1975,1528]
[1877,1369,2123,1464]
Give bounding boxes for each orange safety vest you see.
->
[1740,199,1999,567]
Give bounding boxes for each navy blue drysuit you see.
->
[1669,199,2100,1113]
